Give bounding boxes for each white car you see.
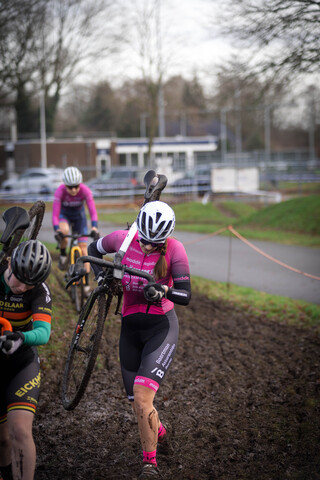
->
[1,167,64,194]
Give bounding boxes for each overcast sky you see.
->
[90,0,236,91]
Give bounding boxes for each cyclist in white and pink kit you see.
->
[88,201,191,479]
[52,166,99,297]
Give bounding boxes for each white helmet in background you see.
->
[137,201,175,243]
[63,166,83,186]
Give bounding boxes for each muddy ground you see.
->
[33,292,320,480]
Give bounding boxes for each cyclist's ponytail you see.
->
[154,240,168,280]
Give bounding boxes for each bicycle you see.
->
[56,231,100,313]
[0,200,45,265]
[61,169,167,410]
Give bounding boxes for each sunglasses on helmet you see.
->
[139,238,164,248]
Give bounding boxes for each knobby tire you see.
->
[72,249,84,313]
[61,292,110,410]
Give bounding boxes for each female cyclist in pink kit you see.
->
[52,166,99,297]
[88,201,191,479]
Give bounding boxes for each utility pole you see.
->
[156,0,165,138]
[264,104,271,164]
[140,113,147,138]
[308,86,316,163]
[220,108,227,163]
[158,85,165,137]
[180,111,187,136]
[235,87,242,163]
[40,89,47,168]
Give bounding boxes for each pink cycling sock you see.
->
[143,450,157,466]
[158,423,167,441]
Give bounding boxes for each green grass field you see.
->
[98,194,320,247]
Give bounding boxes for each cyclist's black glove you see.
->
[54,231,64,243]
[90,229,100,241]
[143,283,166,302]
[0,331,24,355]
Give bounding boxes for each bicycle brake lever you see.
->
[65,263,86,290]
[65,272,85,289]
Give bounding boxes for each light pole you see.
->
[40,89,47,168]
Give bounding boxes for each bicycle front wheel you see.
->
[73,248,84,313]
[61,292,108,410]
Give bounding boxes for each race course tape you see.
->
[185,225,320,281]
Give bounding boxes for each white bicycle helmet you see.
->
[63,166,83,186]
[137,201,175,243]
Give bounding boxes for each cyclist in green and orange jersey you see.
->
[0,240,52,480]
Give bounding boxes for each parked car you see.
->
[87,167,145,196]
[1,167,64,194]
[171,166,212,195]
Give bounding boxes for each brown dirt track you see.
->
[33,292,320,480]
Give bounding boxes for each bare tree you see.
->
[213,0,320,78]
[208,58,289,151]
[127,0,165,165]
[0,0,123,134]
[119,0,179,166]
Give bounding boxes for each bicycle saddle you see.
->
[1,207,30,244]
[143,170,168,202]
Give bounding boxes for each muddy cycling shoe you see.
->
[138,463,160,478]
[83,285,91,298]
[58,255,68,270]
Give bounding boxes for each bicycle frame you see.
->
[57,232,99,312]
[62,234,87,312]
[69,238,85,285]
[62,255,154,410]
[57,233,88,281]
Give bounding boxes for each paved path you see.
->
[177,231,320,305]
[34,212,320,305]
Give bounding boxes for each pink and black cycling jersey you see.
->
[96,230,190,316]
[52,183,98,230]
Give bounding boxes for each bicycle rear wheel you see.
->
[73,249,84,313]
[23,200,45,242]
[61,291,109,410]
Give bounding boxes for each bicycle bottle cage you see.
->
[1,207,30,244]
[143,170,168,203]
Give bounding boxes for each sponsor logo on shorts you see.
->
[15,372,41,397]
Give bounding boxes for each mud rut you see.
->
[33,292,320,480]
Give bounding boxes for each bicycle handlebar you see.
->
[55,231,99,248]
[65,255,154,289]
[0,317,13,335]
[0,317,13,353]
[57,232,97,240]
